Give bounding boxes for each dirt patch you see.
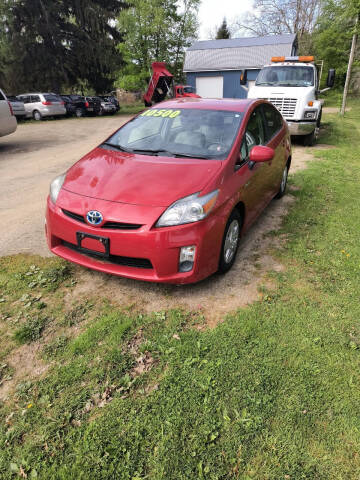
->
[68,194,293,328]
[0,342,49,401]
[291,143,335,172]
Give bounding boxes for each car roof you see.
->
[155,97,254,112]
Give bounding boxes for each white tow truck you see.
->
[243,56,335,146]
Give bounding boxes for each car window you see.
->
[245,107,265,152]
[106,109,243,160]
[19,95,30,104]
[262,104,283,141]
[30,95,41,103]
[6,96,17,101]
[0,90,6,101]
[44,94,61,102]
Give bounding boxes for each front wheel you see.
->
[302,130,315,147]
[218,210,242,274]
[33,110,42,121]
[275,164,289,199]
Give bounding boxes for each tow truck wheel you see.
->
[303,130,315,147]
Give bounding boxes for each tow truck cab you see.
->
[245,56,335,145]
[174,85,200,98]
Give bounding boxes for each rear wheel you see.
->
[75,107,84,118]
[218,210,242,273]
[33,110,42,121]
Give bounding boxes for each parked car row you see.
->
[4,92,120,121]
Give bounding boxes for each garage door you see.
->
[196,76,223,98]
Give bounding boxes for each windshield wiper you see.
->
[170,152,210,159]
[102,144,210,159]
[101,142,134,153]
[129,149,209,159]
[255,82,273,86]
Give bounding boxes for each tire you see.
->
[33,110,42,121]
[275,164,289,199]
[302,130,315,147]
[75,108,84,118]
[317,108,322,128]
[218,209,242,274]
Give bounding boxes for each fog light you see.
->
[179,245,196,272]
[304,110,316,120]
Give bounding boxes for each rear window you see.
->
[44,94,61,102]
[69,95,83,101]
[6,96,17,101]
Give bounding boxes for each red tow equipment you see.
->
[143,62,200,107]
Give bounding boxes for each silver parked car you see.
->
[0,88,17,137]
[7,96,26,120]
[98,96,117,115]
[17,93,66,120]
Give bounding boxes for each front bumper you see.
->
[287,121,316,136]
[45,195,225,284]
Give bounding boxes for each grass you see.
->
[0,102,360,479]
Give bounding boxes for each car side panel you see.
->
[0,92,17,137]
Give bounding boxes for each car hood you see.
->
[63,147,222,207]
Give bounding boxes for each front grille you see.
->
[268,98,297,118]
[62,240,153,269]
[62,209,142,230]
[102,221,142,230]
[62,209,86,224]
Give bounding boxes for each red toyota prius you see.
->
[46,98,291,284]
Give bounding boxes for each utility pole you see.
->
[341,15,359,116]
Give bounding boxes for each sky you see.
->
[197,0,253,40]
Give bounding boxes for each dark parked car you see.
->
[60,95,77,116]
[60,95,101,117]
[98,95,120,112]
[96,96,117,115]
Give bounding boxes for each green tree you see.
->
[216,18,231,39]
[313,0,360,87]
[1,0,127,94]
[117,0,199,90]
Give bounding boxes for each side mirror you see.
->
[326,69,336,88]
[249,145,275,163]
[240,70,248,86]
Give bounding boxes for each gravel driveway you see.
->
[0,115,131,256]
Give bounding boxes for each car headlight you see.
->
[156,190,219,227]
[304,110,317,120]
[50,173,66,204]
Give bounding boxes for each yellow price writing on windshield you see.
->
[140,109,181,118]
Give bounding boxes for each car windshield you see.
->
[256,66,314,87]
[183,86,196,94]
[104,108,243,160]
